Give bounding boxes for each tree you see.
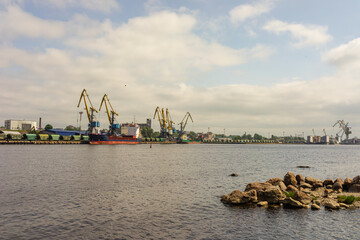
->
[45,124,53,130]
[141,126,154,138]
[188,131,197,140]
[253,133,263,140]
[65,125,77,130]
[151,131,160,138]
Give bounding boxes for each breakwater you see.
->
[222,172,360,210]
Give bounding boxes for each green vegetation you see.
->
[337,195,360,204]
[285,191,295,198]
[312,196,318,201]
[141,126,153,138]
[44,124,53,130]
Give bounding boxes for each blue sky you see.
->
[1,0,360,137]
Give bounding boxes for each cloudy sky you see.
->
[1,0,360,137]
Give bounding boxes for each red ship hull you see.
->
[89,134,140,145]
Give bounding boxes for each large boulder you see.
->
[284,172,297,186]
[257,186,286,204]
[324,199,340,210]
[245,182,272,192]
[332,181,343,191]
[343,178,353,191]
[293,191,312,205]
[299,182,312,189]
[296,174,304,184]
[221,189,257,204]
[334,178,344,185]
[323,179,334,186]
[348,184,360,193]
[286,185,298,193]
[283,197,304,208]
[305,177,322,186]
[266,177,283,186]
[352,175,360,184]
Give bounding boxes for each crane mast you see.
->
[333,120,352,140]
[99,94,119,135]
[178,112,193,141]
[77,89,99,134]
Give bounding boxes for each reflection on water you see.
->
[0,144,359,239]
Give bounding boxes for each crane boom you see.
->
[77,89,98,123]
[99,94,119,125]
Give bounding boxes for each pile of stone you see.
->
[221,173,360,210]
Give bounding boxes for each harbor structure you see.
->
[4,120,37,131]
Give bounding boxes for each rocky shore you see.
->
[221,173,360,210]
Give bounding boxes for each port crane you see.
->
[77,89,99,134]
[99,94,119,135]
[166,108,175,134]
[333,120,352,140]
[178,112,193,141]
[153,106,168,137]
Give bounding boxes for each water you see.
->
[0,144,359,239]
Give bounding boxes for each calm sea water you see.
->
[0,144,359,239]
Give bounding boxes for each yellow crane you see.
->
[166,108,175,132]
[178,112,193,140]
[153,106,167,134]
[77,89,99,134]
[99,94,119,135]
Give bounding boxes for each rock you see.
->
[245,182,272,192]
[326,185,333,189]
[343,178,352,191]
[311,204,321,210]
[300,182,312,189]
[305,177,322,186]
[324,199,340,210]
[283,197,304,208]
[266,177,283,186]
[339,203,349,209]
[297,166,310,168]
[284,172,297,186]
[332,181,343,191]
[301,188,311,194]
[323,179,334,186]
[229,173,238,177]
[325,189,333,195]
[221,189,257,204]
[311,187,325,198]
[313,181,323,188]
[348,184,360,193]
[352,175,360,184]
[313,200,321,206]
[278,182,287,192]
[286,185,298,193]
[258,186,286,204]
[296,174,304,184]
[293,191,312,205]
[257,201,268,207]
[335,178,344,185]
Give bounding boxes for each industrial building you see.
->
[4,120,37,131]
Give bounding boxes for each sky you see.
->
[1,0,360,138]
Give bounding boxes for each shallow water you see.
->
[0,144,359,239]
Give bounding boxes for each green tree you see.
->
[188,131,197,140]
[141,126,154,138]
[65,125,77,130]
[45,124,53,130]
[253,133,263,140]
[151,131,160,138]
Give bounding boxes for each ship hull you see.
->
[89,134,140,145]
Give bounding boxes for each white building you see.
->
[4,120,37,131]
[121,123,140,138]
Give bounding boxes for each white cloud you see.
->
[32,0,119,13]
[263,19,332,48]
[0,5,65,40]
[229,0,276,25]
[324,38,360,69]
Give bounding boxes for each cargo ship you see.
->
[89,134,139,145]
[89,124,141,145]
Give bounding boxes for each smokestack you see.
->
[39,117,42,130]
